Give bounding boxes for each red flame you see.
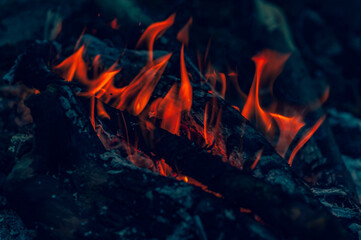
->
[158,84,182,135]
[54,13,328,185]
[136,14,176,63]
[228,71,247,101]
[111,53,172,115]
[288,115,326,165]
[250,148,264,170]
[241,49,327,165]
[242,54,273,132]
[179,44,193,112]
[269,113,305,157]
[148,20,194,135]
[177,17,193,46]
[204,102,211,145]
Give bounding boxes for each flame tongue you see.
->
[151,45,193,135]
[159,84,182,134]
[54,45,86,82]
[242,49,327,167]
[288,115,326,165]
[242,55,273,132]
[177,17,193,46]
[136,14,176,63]
[150,18,194,135]
[112,53,172,115]
[179,44,193,112]
[269,113,305,157]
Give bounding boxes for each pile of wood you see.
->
[1,0,361,239]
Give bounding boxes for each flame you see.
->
[242,54,273,132]
[250,148,264,170]
[232,105,240,112]
[203,97,223,147]
[54,45,86,82]
[204,102,210,145]
[136,14,176,63]
[55,15,191,137]
[228,71,247,100]
[179,44,193,111]
[288,115,326,165]
[217,72,226,99]
[85,68,120,97]
[92,55,101,77]
[205,68,227,99]
[269,113,305,157]
[97,100,110,119]
[75,28,86,50]
[112,53,172,115]
[158,84,182,135]
[177,17,193,46]
[54,13,328,181]
[90,96,95,130]
[241,49,327,165]
[148,19,194,135]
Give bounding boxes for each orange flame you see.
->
[97,100,110,120]
[54,45,86,82]
[136,14,176,63]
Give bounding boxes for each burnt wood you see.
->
[7,39,357,239]
[5,83,278,240]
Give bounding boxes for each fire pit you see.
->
[0,0,360,239]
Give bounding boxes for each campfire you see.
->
[0,0,360,239]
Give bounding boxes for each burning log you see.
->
[6,38,356,239]
[5,82,278,239]
[71,34,359,214]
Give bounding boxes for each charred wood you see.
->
[4,83,277,240]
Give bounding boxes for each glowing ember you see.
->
[110,18,120,30]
